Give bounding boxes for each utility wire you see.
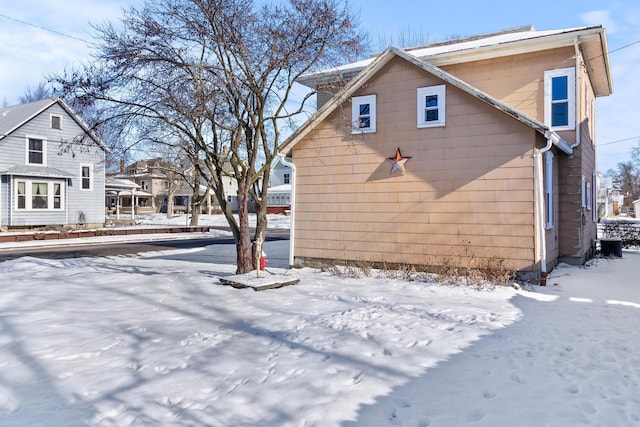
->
[0,13,90,44]
[599,136,640,147]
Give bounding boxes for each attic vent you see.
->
[51,115,62,130]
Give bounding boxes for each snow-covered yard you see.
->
[1,215,639,426]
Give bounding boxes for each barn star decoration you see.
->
[388,147,411,175]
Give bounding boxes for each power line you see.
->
[0,13,90,44]
[599,136,640,147]
[589,39,640,61]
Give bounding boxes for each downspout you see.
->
[9,176,13,227]
[534,134,554,283]
[65,179,69,225]
[277,153,296,267]
[571,37,582,150]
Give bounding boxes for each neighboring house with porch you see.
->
[112,158,240,215]
[281,25,613,280]
[0,98,108,230]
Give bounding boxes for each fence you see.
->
[599,220,640,247]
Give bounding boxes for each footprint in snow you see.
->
[566,384,579,395]
[466,408,486,422]
[509,373,525,384]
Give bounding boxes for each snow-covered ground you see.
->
[1,214,639,426]
[134,213,292,229]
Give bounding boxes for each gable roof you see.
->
[299,25,612,97]
[0,97,110,152]
[280,46,572,155]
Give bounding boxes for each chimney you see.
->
[120,159,125,172]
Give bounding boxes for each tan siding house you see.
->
[281,25,612,280]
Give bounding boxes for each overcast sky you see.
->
[1,0,639,172]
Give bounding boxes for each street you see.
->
[0,231,291,269]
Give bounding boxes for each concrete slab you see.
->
[219,269,300,291]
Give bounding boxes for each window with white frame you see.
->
[351,94,376,133]
[15,180,64,210]
[592,170,597,222]
[80,164,93,190]
[544,151,554,229]
[51,115,62,130]
[26,137,46,165]
[583,175,593,213]
[140,180,149,190]
[544,68,575,130]
[417,85,446,128]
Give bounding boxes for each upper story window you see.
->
[283,173,290,184]
[80,164,93,191]
[544,68,575,130]
[351,94,376,133]
[26,137,46,165]
[140,180,149,190]
[51,115,62,130]
[417,85,446,128]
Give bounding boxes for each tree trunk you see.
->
[189,204,199,226]
[167,191,174,218]
[252,195,268,271]
[235,184,254,274]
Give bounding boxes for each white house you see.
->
[0,98,109,229]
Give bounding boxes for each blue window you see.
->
[417,85,446,128]
[544,68,575,130]
[352,94,376,133]
[551,75,569,127]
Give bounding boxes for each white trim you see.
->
[14,178,65,211]
[544,67,576,130]
[50,113,63,130]
[351,94,376,133]
[80,164,94,191]
[592,170,597,222]
[544,151,554,229]
[25,135,47,166]
[417,85,446,128]
[581,175,586,208]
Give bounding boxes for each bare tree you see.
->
[52,0,364,273]
[609,160,640,207]
[20,81,53,103]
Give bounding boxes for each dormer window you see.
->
[51,115,62,130]
[351,94,376,133]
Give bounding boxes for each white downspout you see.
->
[571,37,582,150]
[277,153,296,267]
[534,135,554,282]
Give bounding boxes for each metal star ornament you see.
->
[388,148,411,175]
